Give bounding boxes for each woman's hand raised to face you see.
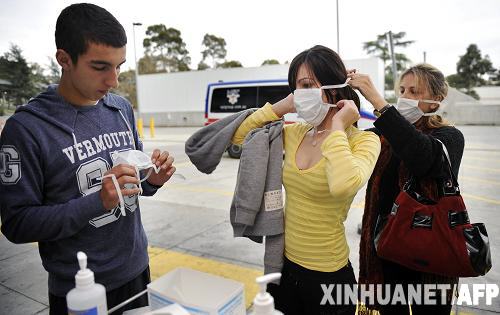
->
[272,93,296,118]
[331,99,360,131]
[347,70,387,110]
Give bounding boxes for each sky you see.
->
[0,0,499,77]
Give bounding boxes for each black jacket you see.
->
[370,106,464,216]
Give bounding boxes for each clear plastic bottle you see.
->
[66,251,107,314]
[250,273,283,315]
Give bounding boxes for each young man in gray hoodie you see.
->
[0,4,176,314]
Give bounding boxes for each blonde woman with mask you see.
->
[349,64,464,315]
[231,45,381,315]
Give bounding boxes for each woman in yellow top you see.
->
[232,45,381,314]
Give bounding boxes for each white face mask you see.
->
[294,78,350,126]
[111,150,160,180]
[395,97,441,124]
[99,150,160,217]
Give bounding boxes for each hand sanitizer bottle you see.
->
[250,273,283,315]
[66,252,107,314]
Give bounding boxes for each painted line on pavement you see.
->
[173,161,193,168]
[462,164,500,173]
[161,184,234,196]
[460,176,500,187]
[462,193,500,206]
[463,156,500,163]
[148,246,261,309]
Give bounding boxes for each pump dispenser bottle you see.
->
[66,251,107,314]
[250,273,283,315]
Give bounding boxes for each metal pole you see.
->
[423,51,427,63]
[387,31,398,89]
[336,0,340,54]
[132,22,142,119]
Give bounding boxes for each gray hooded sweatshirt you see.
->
[185,110,284,275]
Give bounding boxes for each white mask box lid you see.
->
[147,267,245,315]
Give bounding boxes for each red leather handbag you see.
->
[374,141,491,277]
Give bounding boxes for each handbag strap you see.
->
[404,138,460,196]
[435,139,460,196]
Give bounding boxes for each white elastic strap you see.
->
[421,99,441,116]
[99,174,126,217]
[139,164,161,183]
[321,77,351,90]
[134,165,143,196]
[421,99,441,105]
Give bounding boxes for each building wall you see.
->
[475,86,500,106]
[137,59,384,127]
[441,88,500,125]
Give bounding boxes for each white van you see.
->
[205,80,376,158]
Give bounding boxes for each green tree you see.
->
[46,57,61,84]
[200,34,227,68]
[112,69,137,108]
[261,59,280,66]
[197,61,210,71]
[143,24,191,73]
[493,69,500,86]
[218,60,243,68]
[0,44,36,104]
[363,31,415,90]
[446,44,496,99]
[28,62,49,96]
[138,54,161,74]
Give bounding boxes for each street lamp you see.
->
[336,0,340,54]
[132,22,143,137]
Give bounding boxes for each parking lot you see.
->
[1,125,499,314]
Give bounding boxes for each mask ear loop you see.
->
[134,166,143,196]
[138,164,161,183]
[99,174,126,217]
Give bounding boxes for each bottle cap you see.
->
[253,273,281,315]
[75,251,95,288]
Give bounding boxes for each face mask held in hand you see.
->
[396,97,441,124]
[99,150,161,217]
[293,78,350,127]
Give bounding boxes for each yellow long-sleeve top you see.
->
[232,103,381,272]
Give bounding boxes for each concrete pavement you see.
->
[1,125,499,314]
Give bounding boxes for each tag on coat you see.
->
[264,190,283,211]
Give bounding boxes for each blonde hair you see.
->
[398,63,451,129]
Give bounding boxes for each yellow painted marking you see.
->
[162,184,234,196]
[462,164,500,173]
[148,246,262,309]
[460,176,500,187]
[462,193,500,205]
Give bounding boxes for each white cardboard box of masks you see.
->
[147,267,245,315]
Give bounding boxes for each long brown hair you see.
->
[288,45,360,110]
[398,63,451,129]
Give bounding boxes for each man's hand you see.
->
[146,149,175,187]
[100,164,141,211]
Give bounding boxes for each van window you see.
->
[210,86,258,113]
[257,85,290,106]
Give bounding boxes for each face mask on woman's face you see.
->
[294,78,350,126]
[395,97,441,124]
